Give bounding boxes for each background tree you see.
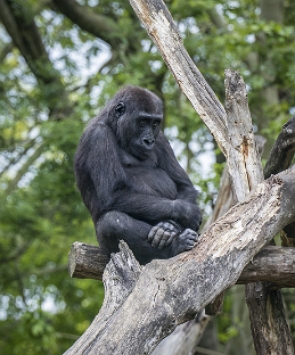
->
[0,0,294,354]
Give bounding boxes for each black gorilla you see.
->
[74,86,202,265]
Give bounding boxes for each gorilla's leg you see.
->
[96,211,199,265]
[96,211,171,264]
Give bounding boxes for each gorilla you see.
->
[74,86,202,265]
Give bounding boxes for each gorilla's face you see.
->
[128,113,162,160]
[112,87,163,160]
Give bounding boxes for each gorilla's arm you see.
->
[155,132,202,230]
[111,190,198,228]
[156,133,198,201]
[75,122,125,220]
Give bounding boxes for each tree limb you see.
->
[264,115,295,179]
[51,0,122,47]
[224,70,293,355]
[0,0,72,115]
[69,243,295,289]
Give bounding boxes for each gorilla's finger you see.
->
[157,221,165,228]
[165,232,177,246]
[162,222,172,230]
[188,232,199,242]
[158,231,170,249]
[185,240,197,250]
[151,228,165,248]
[148,226,159,242]
[164,222,179,232]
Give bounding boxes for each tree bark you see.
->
[151,311,210,355]
[225,66,294,355]
[64,166,295,355]
[246,284,294,355]
[69,243,295,288]
[264,115,295,179]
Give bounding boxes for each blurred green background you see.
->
[0,0,294,354]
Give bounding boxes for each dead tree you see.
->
[64,0,295,354]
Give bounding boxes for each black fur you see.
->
[75,86,202,264]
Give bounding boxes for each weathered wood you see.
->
[223,70,264,201]
[246,284,294,355]
[224,70,294,355]
[68,243,295,288]
[236,246,295,287]
[64,166,295,355]
[265,115,295,248]
[151,311,210,355]
[206,117,295,319]
[205,135,266,316]
[264,115,295,179]
[68,242,109,280]
[265,115,295,247]
[203,165,233,231]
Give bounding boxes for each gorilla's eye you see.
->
[114,102,125,117]
[152,121,159,129]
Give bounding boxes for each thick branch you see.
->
[1,0,52,81]
[224,70,264,200]
[264,115,295,179]
[224,70,293,355]
[0,0,72,115]
[51,0,121,47]
[264,115,295,244]
[151,311,210,355]
[68,242,109,281]
[69,243,295,288]
[65,166,295,355]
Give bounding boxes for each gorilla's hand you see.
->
[171,228,199,255]
[147,221,180,249]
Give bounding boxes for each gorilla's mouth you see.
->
[131,144,152,160]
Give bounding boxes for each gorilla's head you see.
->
[106,86,163,160]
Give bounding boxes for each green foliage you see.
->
[0,0,295,353]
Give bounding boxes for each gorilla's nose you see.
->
[143,138,155,148]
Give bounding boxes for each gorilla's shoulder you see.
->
[82,121,115,142]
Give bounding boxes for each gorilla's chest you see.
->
[124,165,178,199]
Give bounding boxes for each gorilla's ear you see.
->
[115,102,125,117]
